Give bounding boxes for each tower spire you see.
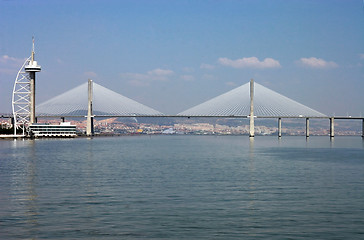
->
[31,36,35,63]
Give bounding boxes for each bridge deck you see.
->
[30,115,364,120]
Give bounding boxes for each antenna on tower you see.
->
[31,36,35,63]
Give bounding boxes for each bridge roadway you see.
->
[4,114,359,119]
[3,114,363,138]
[2,113,364,138]
[0,114,13,118]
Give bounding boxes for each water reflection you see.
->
[277,135,282,147]
[247,137,256,211]
[249,137,254,157]
[85,139,97,221]
[3,136,364,239]
[26,140,39,239]
[10,140,40,239]
[330,136,335,148]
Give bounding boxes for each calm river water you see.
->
[0,135,364,239]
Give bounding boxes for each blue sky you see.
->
[0,0,363,115]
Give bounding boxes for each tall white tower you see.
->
[12,38,41,135]
[24,37,41,124]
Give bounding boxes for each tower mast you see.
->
[24,37,41,124]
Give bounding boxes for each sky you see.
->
[0,0,363,115]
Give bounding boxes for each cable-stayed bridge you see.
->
[28,79,363,138]
[36,81,325,118]
[5,40,363,138]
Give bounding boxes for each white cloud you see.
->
[121,68,174,87]
[84,71,98,78]
[225,81,237,87]
[147,68,174,76]
[218,57,281,69]
[0,55,25,65]
[0,55,26,75]
[298,57,338,69]
[180,75,195,81]
[200,63,215,70]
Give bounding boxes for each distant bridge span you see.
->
[3,113,364,138]
[6,78,364,138]
[29,114,363,120]
[29,115,364,138]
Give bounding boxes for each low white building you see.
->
[29,122,76,137]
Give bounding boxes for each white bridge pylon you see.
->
[178,82,326,118]
[36,81,163,117]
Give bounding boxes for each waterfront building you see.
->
[29,122,76,137]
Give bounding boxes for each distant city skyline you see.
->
[1,0,363,115]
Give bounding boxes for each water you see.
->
[0,136,363,239]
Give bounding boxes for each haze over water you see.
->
[1,136,364,239]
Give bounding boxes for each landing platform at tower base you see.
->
[0,134,26,139]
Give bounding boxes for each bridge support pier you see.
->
[86,79,94,136]
[278,118,282,138]
[249,79,255,138]
[87,116,94,136]
[61,117,65,122]
[330,117,334,138]
[306,118,309,138]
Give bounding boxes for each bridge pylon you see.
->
[249,79,255,137]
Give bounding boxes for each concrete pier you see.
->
[330,117,334,138]
[306,118,309,138]
[278,117,282,138]
[86,79,94,136]
[249,79,255,138]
